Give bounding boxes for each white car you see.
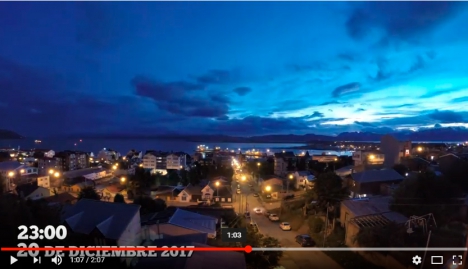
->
[236,189,241,194]
[254,208,262,214]
[269,214,279,221]
[279,222,291,231]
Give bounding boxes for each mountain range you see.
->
[0,129,23,139]
[73,127,468,143]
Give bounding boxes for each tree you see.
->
[113,193,126,203]
[312,172,348,212]
[390,171,462,222]
[392,164,408,176]
[286,159,295,171]
[297,157,307,171]
[244,229,282,269]
[0,173,5,194]
[133,196,166,215]
[308,217,324,234]
[180,169,189,185]
[167,171,180,184]
[78,186,101,200]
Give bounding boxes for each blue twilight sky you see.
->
[1,2,468,137]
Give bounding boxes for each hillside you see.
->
[0,129,23,139]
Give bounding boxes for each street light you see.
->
[48,169,54,175]
[8,171,14,177]
[20,169,25,174]
[112,165,117,170]
[265,185,271,192]
[121,177,126,183]
[54,172,60,178]
[241,175,246,181]
[215,181,220,199]
[7,171,15,192]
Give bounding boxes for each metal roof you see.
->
[168,208,217,235]
[352,169,403,183]
[0,161,22,171]
[62,199,140,240]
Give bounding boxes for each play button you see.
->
[10,256,18,265]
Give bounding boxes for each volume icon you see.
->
[51,255,62,265]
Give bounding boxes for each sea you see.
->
[0,138,353,156]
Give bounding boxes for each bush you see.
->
[308,217,324,234]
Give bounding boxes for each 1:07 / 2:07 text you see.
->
[70,257,106,263]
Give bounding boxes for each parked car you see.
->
[236,189,241,194]
[283,194,295,200]
[295,234,315,246]
[248,183,253,187]
[269,214,279,221]
[266,194,271,199]
[253,193,259,197]
[279,222,291,231]
[254,208,263,214]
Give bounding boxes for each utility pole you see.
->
[323,202,329,247]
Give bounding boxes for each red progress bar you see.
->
[1,246,253,253]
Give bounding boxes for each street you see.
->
[232,175,343,269]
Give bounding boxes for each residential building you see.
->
[55,150,89,171]
[62,181,94,193]
[177,184,203,203]
[63,167,110,181]
[32,149,55,158]
[97,148,119,161]
[335,165,354,177]
[37,157,61,175]
[36,175,51,188]
[17,165,38,176]
[142,151,168,173]
[347,169,404,198]
[274,152,296,176]
[166,153,187,170]
[380,135,412,168]
[352,150,385,172]
[150,185,183,201]
[203,184,233,203]
[340,196,407,247]
[311,155,338,163]
[44,192,77,206]
[102,185,128,201]
[16,182,51,200]
[293,171,315,189]
[62,199,141,246]
[166,208,217,238]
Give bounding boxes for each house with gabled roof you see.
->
[177,183,203,203]
[348,169,404,198]
[62,199,141,246]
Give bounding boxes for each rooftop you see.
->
[16,182,40,197]
[168,208,217,235]
[63,167,107,179]
[44,192,77,204]
[183,183,203,195]
[351,169,404,183]
[62,199,140,240]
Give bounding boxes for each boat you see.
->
[34,140,42,144]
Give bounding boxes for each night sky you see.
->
[1,2,468,137]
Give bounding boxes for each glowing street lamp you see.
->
[369,154,375,160]
[54,172,60,178]
[8,171,14,177]
[215,181,220,198]
[417,147,423,152]
[121,177,126,183]
[112,165,117,170]
[241,175,246,181]
[20,169,25,174]
[49,169,54,175]
[265,185,271,192]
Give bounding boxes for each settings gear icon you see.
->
[412,255,422,265]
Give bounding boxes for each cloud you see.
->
[355,108,366,112]
[427,110,466,123]
[451,96,468,103]
[383,104,414,109]
[320,100,342,106]
[354,121,374,127]
[131,75,229,118]
[195,69,233,84]
[332,82,361,97]
[233,87,252,96]
[310,111,324,118]
[208,116,313,135]
[346,2,463,41]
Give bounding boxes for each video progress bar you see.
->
[252,248,468,252]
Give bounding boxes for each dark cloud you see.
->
[346,2,464,41]
[320,100,342,106]
[383,104,414,109]
[233,87,252,96]
[332,82,361,97]
[354,121,374,127]
[311,111,324,118]
[195,69,233,84]
[420,89,450,99]
[132,76,229,118]
[355,108,366,112]
[209,116,312,135]
[427,110,466,123]
[360,127,395,134]
[434,123,442,128]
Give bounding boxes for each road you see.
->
[232,173,342,269]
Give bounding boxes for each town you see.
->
[1,135,468,269]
